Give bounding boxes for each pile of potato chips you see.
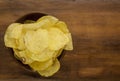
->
[4,15,73,77]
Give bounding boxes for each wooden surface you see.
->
[0,0,120,81]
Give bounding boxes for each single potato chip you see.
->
[53,49,63,58]
[37,16,58,30]
[16,33,26,50]
[48,28,69,50]
[38,59,60,77]
[55,21,69,33]
[4,23,23,48]
[29,49,55,62]
[22,19,49,30]
[4,35,18,48]
[19,50,34,64]
[24,29,48,54]
[64,33,73,50]
[6,23,23,39]
[13,48,21,59]
[13,49,34,64]
[37,16,58,25]
[56,49,63,57]
[29,59,53,71]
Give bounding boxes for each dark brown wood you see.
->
[0,0,120,81]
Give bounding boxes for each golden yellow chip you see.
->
[55,21,69,33]
[13,49,25,64]
[19,50,34,64]
[37,16,58,30]
[5,23,23,39]
[29,59,53,71]
[4,35,17,48]
[24,29,48,54]
[22,19,49,30]
[4,23,23,48]
[48,28,69,50]
[37,16,58,25]
[29,49,55,62]
[16,34,26,50]
[56,49,63,57]
[64,33,73,50]
[13,49,34,64]
[38,59,60,77]
[53,49,63,58]
[13,48,20,58]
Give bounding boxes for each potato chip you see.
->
[38,59,60,77]
[6,23,23,39]
[37,16,58,25]
[4,23,23,48]
[53,49,63,58]
[24,29,48,54]
[29,49,55,62]
[13,49,34,64]
[55,21,69,33]
[39,20,52,30]
[22,19,49,30]
[64,33,73,50]
[48,28,69,50]
[29,59,53,71]
[13,48,20,58]
[16,34,26,50]
[36,16,58,30]
[13,48,25,62]
[13,49,24,62]
[19,50,34,64]
[4,35,18,48]
[56,49,63,57]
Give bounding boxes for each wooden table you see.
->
[0,0,120,81]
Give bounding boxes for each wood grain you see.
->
[0,0,120,81]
